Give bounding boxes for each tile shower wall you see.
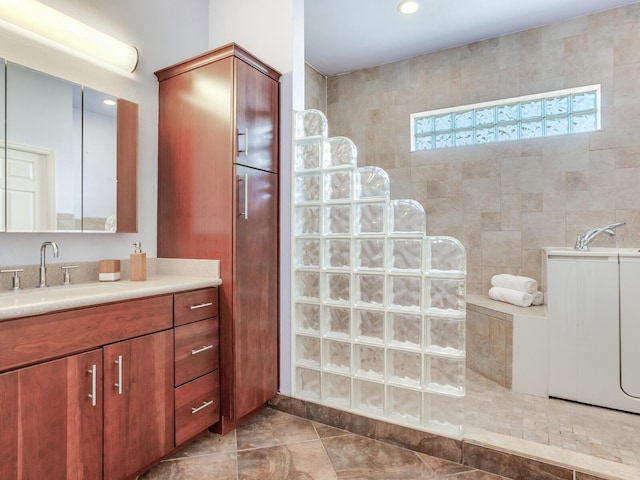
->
[293,109,467,437]
[322,4,640,295]
[305,63,327,113]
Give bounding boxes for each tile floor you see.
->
[141,368,640,479]
[140,408,507,479]
[464,369,640,469]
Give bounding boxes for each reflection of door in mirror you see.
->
[5,146,55,231]
[6,62,82,232]
[83,87,117,232]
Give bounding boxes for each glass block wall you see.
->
[293,109,467,437]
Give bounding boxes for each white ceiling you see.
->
[305,0,640,76]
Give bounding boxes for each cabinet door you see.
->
[0,350,103,479]
[157,56,234,259]
[233,165,278,419]
[103,330,174,480]
[235,58,279,173]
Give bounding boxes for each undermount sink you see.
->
[0,281,128,305]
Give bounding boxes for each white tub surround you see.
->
[545,247,640,414]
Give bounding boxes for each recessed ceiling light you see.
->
[398,0,419,15]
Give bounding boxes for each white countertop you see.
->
[0,274,222,321]
[0,258,222,321]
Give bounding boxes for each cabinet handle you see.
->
[87,364,97,407]
[238,174,249,220]
[114,355,123,395]
[237,127,249,156]
[189,302,213,310]
[191,344,214,355]
[243,173,249,220]
[191,400,214,414]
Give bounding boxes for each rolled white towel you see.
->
[488,286,533,307]
[532,291,544,306]
[491,274,538,295]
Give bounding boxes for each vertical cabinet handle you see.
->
[87,364,97,407]
[238,174,249,220]
[114,355,123,395]
[243,173,249,220]
[191,400,214,414]
[237,127,249,156]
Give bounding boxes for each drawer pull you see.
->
[191,344,214,355]
[87,364,97,407]
[191,400,214,414]
[189,302,213,310]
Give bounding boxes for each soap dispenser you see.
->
[130,242,147,281]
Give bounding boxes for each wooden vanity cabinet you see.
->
[156,44,280,434]
[0,295,174,480]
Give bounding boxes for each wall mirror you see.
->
[1,61,137,233]
[0,58,4,231]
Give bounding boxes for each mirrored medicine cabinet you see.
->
[0,59,138,233]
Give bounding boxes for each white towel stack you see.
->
[488,274,544,307]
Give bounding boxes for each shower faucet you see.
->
[574,222,625,251]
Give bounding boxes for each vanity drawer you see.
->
[174,318,219,386]
[175,371,220,446]
[0,295,173,372]
[174,288,218,326]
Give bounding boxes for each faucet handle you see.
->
[1,268,24,290]
[574,233,586,251]
[61,265,79,286]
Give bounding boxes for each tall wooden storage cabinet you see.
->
[155,44,280,434]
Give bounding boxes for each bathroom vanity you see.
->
[545,248,640,414]
[0,276,220,479]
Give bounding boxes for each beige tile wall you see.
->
[466,303,513,389]
[320,4,640,294]
[305,63,327,113]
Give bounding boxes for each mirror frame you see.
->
[116,99,138,233]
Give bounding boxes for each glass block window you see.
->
[411,85,600,151]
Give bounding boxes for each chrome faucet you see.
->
[39,241,59,287]
[574,222,625,251]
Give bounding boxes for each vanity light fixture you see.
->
[397,0,420,15]
[0,0,139,73]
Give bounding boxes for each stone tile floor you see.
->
[464,369,640,469]
[140,408,507,479]
[141,368,640,479]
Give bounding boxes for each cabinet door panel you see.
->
[103,330,174,480]
[0,372,18,479]
[235,59,279,173]
[234,165,278,418]
[157,57,234,259]
[0,350,103,479]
